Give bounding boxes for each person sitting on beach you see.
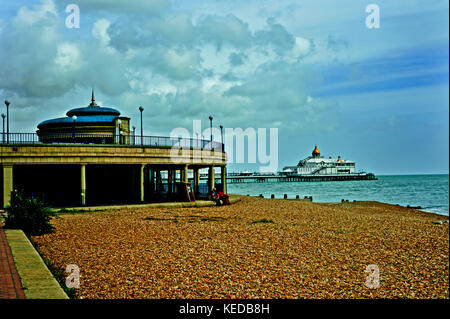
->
[218,191,230,205]
[210,188,231,206]
[210,187,219,201]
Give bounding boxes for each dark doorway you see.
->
[13,165,80,207]
[86,164,140,206]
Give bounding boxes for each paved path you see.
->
[4,229,69,299]
[0,224,25,299]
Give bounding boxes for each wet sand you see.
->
[31,196,449,299]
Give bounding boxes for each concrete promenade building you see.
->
[0,92,227,208]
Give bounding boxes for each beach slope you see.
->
[31,196,449,299]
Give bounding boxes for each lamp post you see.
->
[209,115,213,146]
[1,113,5,143]
[219,124,224,151]
[196,132,199,149]
[132,126,136,145]
[117,119,122,144]
[4,100,10,143]
[139,106,144,145]
[72,115,77,141]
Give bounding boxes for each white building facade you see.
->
[282,145,356,176]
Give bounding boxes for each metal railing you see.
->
[0,132,224,151]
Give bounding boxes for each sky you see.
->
[0,0,448,175]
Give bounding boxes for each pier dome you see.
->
[37,89,130,144]
[312,145,321,157]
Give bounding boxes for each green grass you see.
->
[143,216,174,221]
[29,238,76,299]
[251,218,274,224]
[41,256,77,299]
[54,208,106,215]
[200,217,224,222]
[144,215,225,222]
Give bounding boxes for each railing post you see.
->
[0,132,231,149]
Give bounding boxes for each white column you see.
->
[140,164,145,202]
[81,164,86,206]
[183,164,189,183]
[193,167,200,195]
[208,166,215,192]
[221,166,227,194]
[2,165,13,208]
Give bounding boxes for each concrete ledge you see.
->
[4,229,68,299]
[54,195,241,212]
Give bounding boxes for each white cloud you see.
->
[284,37,314,63]
[0,0,333,136]
[92,18,111,46]
[54,42,82,71]
[70,0,170,15]
[196,14,253,49]
[13,0,57,26]
[162,48,202,80]
[0,0,446,174]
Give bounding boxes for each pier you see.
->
[200,173,377,184]
[227,174,377,183]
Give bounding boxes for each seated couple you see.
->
[210,187,230,206]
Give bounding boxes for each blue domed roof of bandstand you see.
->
[38,115,118,128]
[66,106,120,117]
[37,89,121,129]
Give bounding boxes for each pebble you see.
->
[31,197,449,299]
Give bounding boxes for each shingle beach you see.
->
[31,196,449,299]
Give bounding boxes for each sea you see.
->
[227,174,449,216]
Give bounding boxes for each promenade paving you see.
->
[4,229,68,299]
[0,223,25,299]
[54,198,236,212]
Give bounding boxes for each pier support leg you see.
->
[221,166,227,194]
[2,165,13,208]
[168,169,173,195]
[156,170,162,192]
[183,164,189,183]
[172,170,177,192]
[193,167,200,196]
[208,166,215,193]
[140,164,145,203]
